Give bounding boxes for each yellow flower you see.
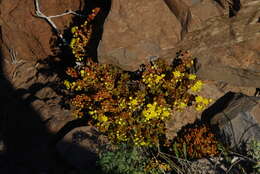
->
[131,99,138,105]
[89,110,97,115]
[191,80,203,92]
[188,74,196,80]
[196,96,212,105]
[196,104,204,111]
[80,70,85,77]
[202,98,210,105]
[71,26,78,33]
[172,71,182,78]
[64,80,71,89]
[162,110,170,117]
[195,96,203,103]
[70,38,76,48]
[179,102,187,109]
[98,115,108,122]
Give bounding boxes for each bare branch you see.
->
[34,0,86,44]
[48,10,86,19]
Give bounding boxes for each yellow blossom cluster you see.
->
[142,102,171,121]
[69,8,100,62]
[70,23,92,61]
[195,96,212,111]
[64,79,87,91]
[142,73,165,88]
[132,133,153,146]
[172,71,184,78]
[127,96,144,111]
[145,158,171,173]
[115,130,128,142]
[65,26,212,150]
[64,80,74,90]
[188,74,196,80]
[190,80,203,92]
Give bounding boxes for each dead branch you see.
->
[34,0,86,44]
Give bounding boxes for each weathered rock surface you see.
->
[164,0,226,34]
[99,0,259,88]
[0,59,75,173]
[204,92,260,149]
[163,0,260,87]
[166,80,258,139]
[0,0,85,61]
[57,126,109,169]
[98,0,182,71]
[98,0,227,71]
[0,0,88,172]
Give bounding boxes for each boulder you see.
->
[202,92,260,149]
[166,80,258,139]
[98,0,182,71]
[98,0,227,71]
[56,126,109,169]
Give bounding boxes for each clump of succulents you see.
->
[171,124,220,159]
[60,7,223,174]
[64,7,213,148]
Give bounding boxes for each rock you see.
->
[0,0,85,170]
[163,0,260,87]
[0,0,85,61]
[98,0,227,71]
[56,126,109,169]
[164,0,225,35]
[166,80,258,139]
[188,157,226,174]
[98,0,182,71]
[202,92,260,149]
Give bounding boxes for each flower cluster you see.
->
[144,157,171,173]
[190,80,203,92]
[172,124,219,159]
[195,95,212,111]
[142,73,165,87]
[142,102,171,121]
[69,8,100,62]
[65,48,212,147]
[64,10,212,148]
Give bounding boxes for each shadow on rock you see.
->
[0,52,106,173]
[0,1,112,172]
[200,91,260,173]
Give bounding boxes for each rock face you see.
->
[99,0,260,88]
[56,126,109,169]
[0,0,85,61]
[98,0,227,71]
[98,0,182,71]
[204,92,260,149]
[163,0,260,87]
[0,0,87,172]
[164,0,226,34]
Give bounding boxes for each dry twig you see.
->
[34,0,86,44]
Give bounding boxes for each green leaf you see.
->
[183,143,187,159]
[173,142,179,159]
